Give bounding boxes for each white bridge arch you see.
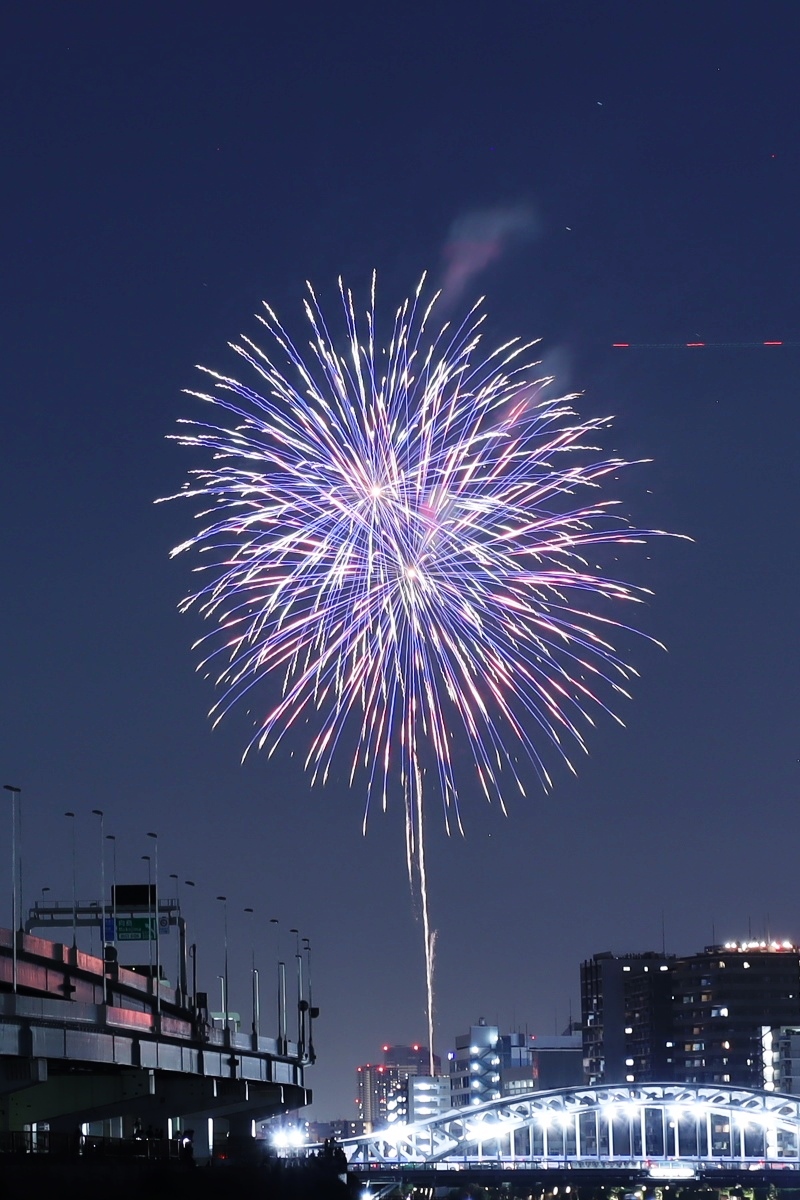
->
[343,1084,800,1168]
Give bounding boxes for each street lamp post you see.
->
[303,937,316,1063]
[270,917,284,1050]
[244,907,259,1039]
[65,811,77,948]
[4,785,21,993]
[14,788,23,932]
[290,927,303,1056]
[91,809,105,949]
[170,873,181,1002]
[106,835,117,950]
[146,833,160,1018]
[217,974,226,1025]
[184,880,196,1007]
[141,855,152,974]
[216,895,229,1034]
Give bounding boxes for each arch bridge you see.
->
[343,1083,800,1171]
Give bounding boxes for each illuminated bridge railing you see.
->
[342,1084,800,1168]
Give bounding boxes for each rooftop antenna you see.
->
[661,910,666,957]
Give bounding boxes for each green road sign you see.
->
[116,916,156,941]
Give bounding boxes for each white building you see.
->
[408,1075,452,1121]
[449,1019,502,1108]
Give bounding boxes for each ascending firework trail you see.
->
[162,274,675,1067]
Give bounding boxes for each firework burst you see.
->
[164,275,671,1062]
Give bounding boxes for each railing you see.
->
[351,1155,800,1176]
[0,1131,181,1159]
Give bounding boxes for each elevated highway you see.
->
[0,924,309,1148]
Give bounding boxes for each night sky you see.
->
[2,3,798,1120]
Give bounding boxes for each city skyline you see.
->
[3,3,798,1119]
[10,868,800,1121]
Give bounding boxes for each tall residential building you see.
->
[581,939,800,1090]
[356,1043,439,1129]
[624,960,676,1082]
[581,951,674,1084]
[670,941,800,1087]
[356,1062,401,1128]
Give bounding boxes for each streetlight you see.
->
[270,917,284,1051]
[216,895,229,1033]
[41,886,50,903]
[146,833,160,1017]
[106,835,117,949]
[169,874,181,1001]
[244,907,259,1039]
[303,937,316,1063]
[183,880,197,1008]
[141,855,152,974]
[4,785,21,992]
[91,809,105,948]
[65,811,77,948]
[217,973,226,1025]
[290,927,303,1054]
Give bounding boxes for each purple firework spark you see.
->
[163,274,671,1061]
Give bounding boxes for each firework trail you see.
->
[164,275,671,1065]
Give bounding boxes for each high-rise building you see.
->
[356,1043,439,1129]
[670,941,800,1087]
[623,960,676,1083]
[581,951,674,1084]
[380,1043,439,1074]
[581,940,800,1090]
[356,1062,401,1128]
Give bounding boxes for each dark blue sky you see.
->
[2,2,798,1118]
